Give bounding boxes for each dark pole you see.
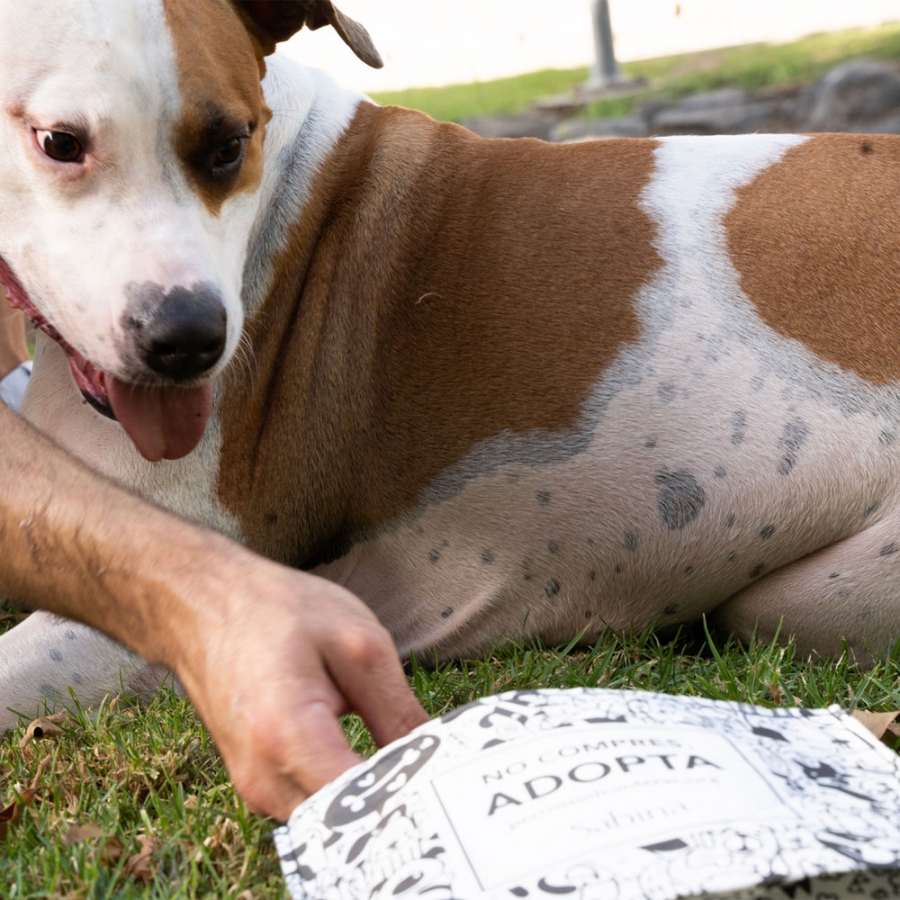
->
[587,0,622,89]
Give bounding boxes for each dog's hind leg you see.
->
[711,518,900,663]
[0,611,168,734]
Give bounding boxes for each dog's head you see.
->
[0,0,379,461]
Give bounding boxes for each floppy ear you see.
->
[234,0,383,68]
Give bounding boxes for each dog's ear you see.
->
[234,1,383,68]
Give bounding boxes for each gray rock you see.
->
[651,99,777,135]
[550,114,648,142]
[461,111,564,140]
[675,87,748,111]
[806,59,900,131]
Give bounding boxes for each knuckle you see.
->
[335,619,392,668]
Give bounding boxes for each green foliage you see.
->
[370,22,900,123]
[3,622,900,896]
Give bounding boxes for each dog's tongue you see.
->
[107,378,212,463]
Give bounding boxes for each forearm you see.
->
[0,402,228,670]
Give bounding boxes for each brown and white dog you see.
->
[2,0,900,732]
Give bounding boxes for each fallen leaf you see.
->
[98,836,125,866]
[0,796,22,842]
[851,709,900,747]
[19,711,68,751]
[64,823,104,844]
[64,823,125,865]
[0,787,38,842]
[123,834,156,883]
[0,756,51,841]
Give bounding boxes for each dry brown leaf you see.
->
[64,822,104,844]
[0,796,23,842]
[0,786,39,841]
[64,823,124,865]
[0,756,51,841]
[19,711,68,750]
[98,835,125,866]
[123,834,156,883]
[851,709,900,747]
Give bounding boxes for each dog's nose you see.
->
[125,283,227,381]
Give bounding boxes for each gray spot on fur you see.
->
[428,549,440,564]
[759,524,776,539]
[880,543,899,557]
[548,541,560,555]
[864,500,882,518]
[714,465,727,478]
[749,562,766,579]
[71,672,83,684]
[731,410,747,444]
[725,513,736,528]
[536,491,551,506]
[658,381,677,403]
[656,469,706,530]
[481,549,495,565]
[65,629,76,640]
[880,430,896,447]
[645,438,658,449]
[441,607,453,619]
[49,648,63,662]
[624,531,638,552]
[41,683,59,701]
[546,577,561,597]
[777,418,809,476]
[664,603,678,616]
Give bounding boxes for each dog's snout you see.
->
[125,282,227,381]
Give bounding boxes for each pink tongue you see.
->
[107,378,213,462]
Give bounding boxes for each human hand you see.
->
[169,551,430,821]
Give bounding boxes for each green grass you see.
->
[370,22,900,123]
[4,621,900,898]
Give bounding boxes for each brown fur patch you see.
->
[726,134,900,384]
[218,105,661,564]
[162,0,269,215]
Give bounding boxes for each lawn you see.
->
[370,21,900,123]
[5,19,900,900]
[5,622,900,897]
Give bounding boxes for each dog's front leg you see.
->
[0,611,168,732]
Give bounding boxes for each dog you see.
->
[2,0,900,733]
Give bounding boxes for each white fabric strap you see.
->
[0,360,32,412]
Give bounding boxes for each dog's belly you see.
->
[317,348,898,658]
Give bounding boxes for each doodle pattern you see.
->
[274,689,900,899]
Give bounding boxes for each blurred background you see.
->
[282,0,900,141]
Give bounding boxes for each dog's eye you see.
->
[35,130,84,163]
[213,136,245,169]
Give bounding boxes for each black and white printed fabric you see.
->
[274,688,900,900]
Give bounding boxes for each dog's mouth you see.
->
[0,258,212,462]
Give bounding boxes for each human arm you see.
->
[0,402,429,819]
